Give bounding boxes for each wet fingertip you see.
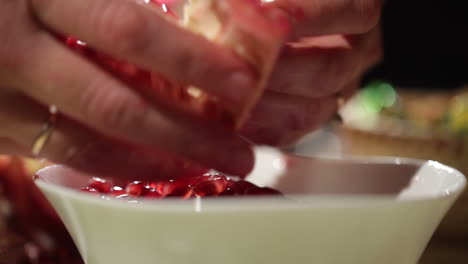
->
[218,143,255,178]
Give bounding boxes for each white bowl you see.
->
[34,147,466,264]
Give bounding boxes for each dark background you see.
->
[364,0,467,89]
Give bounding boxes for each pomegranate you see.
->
[62,0,289,130]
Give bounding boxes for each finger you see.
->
[0,92,209,181]
[0,138,31,156]
[267,35,357,98]
[339,79,361,102]
[10,33,253,176]
[30,0,256,104]
[241,92,337,146]
[267,28,382,98]
[247,91,337,131]
[270,0,382,38]
[356,25,383,72]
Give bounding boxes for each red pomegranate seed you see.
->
[88,177,112,193]
[181,188,195,200]
[189,175,212,186]
[176,178,193,188]
[80,187,99,194]
[148,182,160,189]
[65,37,88,53]
[208,174,228,181]
[142,185,154,195]
[150,181,177,196]
[110,186,126,197]
[125,181,145,197]
[219,188,236,196]
[144,189,164,199]
[231,180,257,194]
[148,0,179,19]
[190,173,228,185]
[167,178,199,198]
[193,178,228,197]
[167,184,190,196]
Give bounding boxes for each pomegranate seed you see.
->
[144,189,164,199]
[110,186,126,197]
[181,188,195,200]
[148,182,160,189]
[193,178,227,197]
[150,181,177,196]
[88,177,112,193]
[179,178,194,187]
[231,180,257,194]
[142,185,154,195]
[125,181,145,197]
[167,182,195,198]
[80,187,99,194]
[148,0,179,19]
[190,173,227,185]
[189,175,212,186]
[65,37,87,52]
[219,188,236,196]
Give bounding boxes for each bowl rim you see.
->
[33,154,467,212]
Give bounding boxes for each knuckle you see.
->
[312,53,346,96]
[79,79,148,133]
[102,97,141,132]
[355,0,382,32]
[98,2,149,54]
[100,96,148,134]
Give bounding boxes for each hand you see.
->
[241,0,383,146]
[0,0,256,180]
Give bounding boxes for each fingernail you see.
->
[225,71,257,104]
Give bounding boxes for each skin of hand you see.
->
[0,0,258,180]
[0,0,382,180]
[241,0,383,147]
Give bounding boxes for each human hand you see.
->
[241,0,383,146]
[0,0,257,180]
